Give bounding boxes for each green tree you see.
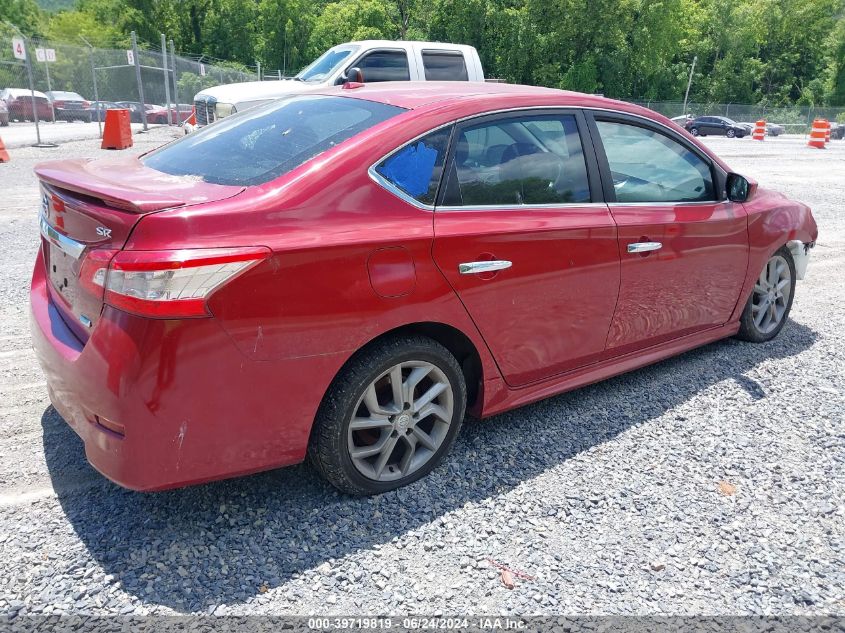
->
[0,0,45,36]
[308,0,397,56]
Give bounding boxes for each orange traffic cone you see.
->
[808,119,826,149]
[102,109,133,150]
[752,119,766,141]
[185,108,196,126]
[824,119,831,144]
[0,135,9,162]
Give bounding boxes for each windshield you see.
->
[296,46,358,82]
[143,95,405,186]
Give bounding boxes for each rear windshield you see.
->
[143,95,404,186]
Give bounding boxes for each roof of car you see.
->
[2,87,48,98]
[312,81,645,114]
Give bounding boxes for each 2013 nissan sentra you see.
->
[30,82,817,495]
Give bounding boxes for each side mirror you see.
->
[343,67,364,84]
[726,173,751,202]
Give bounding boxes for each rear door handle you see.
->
[627,242,662,254]
[458,260,512,275]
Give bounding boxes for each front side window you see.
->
[595,120,714,203]
[442,114,591,206]
[355,50,410,82]
[143,95,405,186]
[422,51,469,81]
[375,127,451,205]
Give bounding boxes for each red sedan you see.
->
[30,83,817,495]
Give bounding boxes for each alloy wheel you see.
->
[347,360,454,482]
[751,254,792,335]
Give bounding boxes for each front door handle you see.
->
[627,242,662,254]
[458,260,512,275]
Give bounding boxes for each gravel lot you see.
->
[0,130,843,617]
[0,120,160,149]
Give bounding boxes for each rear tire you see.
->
[736,246,796,343]
[309,335,467,496]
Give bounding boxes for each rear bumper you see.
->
[30,248,342,491]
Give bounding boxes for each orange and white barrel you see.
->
[824,119,831,144]
[808,119,826,149]
[752,119,766,141]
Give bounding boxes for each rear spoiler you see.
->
[35,162,186,214]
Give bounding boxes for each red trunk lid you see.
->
[35,156,244,342]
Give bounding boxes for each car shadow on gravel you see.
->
[43,320,817,613]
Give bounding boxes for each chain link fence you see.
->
[0,30,256,146]
[633,101,845,132]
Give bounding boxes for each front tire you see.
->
[689,127,700,136]
[736,246,796,343]
[309,336,467,495]
[726,129,736,138]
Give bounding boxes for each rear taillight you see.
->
[93,247,270,318]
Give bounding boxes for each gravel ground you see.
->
[0,130,843,617]
[0,120,165,148]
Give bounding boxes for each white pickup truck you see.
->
[191,40,484,128]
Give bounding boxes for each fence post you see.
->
[80,36,102,138]
[169,39,179,114]
[131,31,148,132]
[160,33,172,125]
[21,35,51,146]
[42,56,56,123]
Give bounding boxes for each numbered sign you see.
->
[37,48,56,63]
[127,50,135,65]
[12,37,26,61]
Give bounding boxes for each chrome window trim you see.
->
[437,202,606,211]
[367,104,720,211]
[40,216,85,260]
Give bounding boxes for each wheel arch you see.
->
[329,321,484,412]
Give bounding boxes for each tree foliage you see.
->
[14,0,845,104]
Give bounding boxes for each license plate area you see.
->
[48,241,80,308]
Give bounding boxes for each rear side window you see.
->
[442,114,591,206]
[595,120,714,203]
[375,128,451,205]
[355,50,410,82]
[422,51,469,81]
[143,95,405,186]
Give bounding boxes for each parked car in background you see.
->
[192,40,484,129]
[0,88,54,122]
[739,121,785,136]
[167,103,194,123]
[85,101,119,122]
[114,101,168,124]
[114,101,146,123]
[685,115,748,138]
[46,91,91,122]
[670,114,695,127]
[829,122,844,140]
[765,122,785,136]
[0,98,8,126]
[31,82,817,495]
